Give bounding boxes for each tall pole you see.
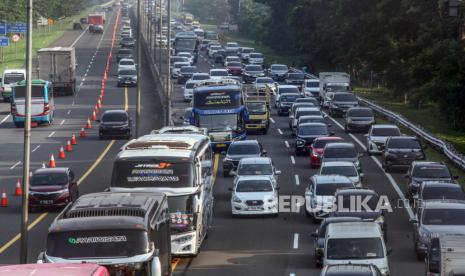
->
[136,0,141,137]
[166,0,171,126]
[20,0,33,263]
[159,0,163,73]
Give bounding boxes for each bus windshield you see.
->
[175,39,196,51]
[198,113,238,131]
[14,86,45,98]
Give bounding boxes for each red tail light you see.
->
[44,103,50,114]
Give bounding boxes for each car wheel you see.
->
[384,165,390,173]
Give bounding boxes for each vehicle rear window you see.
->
[250,53,263,58]
[306,81,319,88]
[333,93,357,102]
[119,60,134,65]
[422,186,465,201]
[337,193,380,210]
[238,163,272,175]
[288,73,305,79]
[181,67,197,73]
[316,183,354,196]
[256,78,273,84]
[324,146,358,158]
[210,70,228,76]
[192,74,209,80]
[236,180,272,192]
[412,165,451,179]
[280,94,300,102]
[14,85,44,98]
[102,112,128,122]
[228,144,260,155]
[246,65,262,71]
[278,87,299,94]
[299,117,324,124]
[46,230,149,258]
[387,138,421,149]
[313,139,343,149]
[31,173,68,186]
[348,108,373,117]
[296,110,321,118]
[321,165,358,177]
[298,124,328,136]
[118,49,132,54]
[422,209,465,225]
[4,73,25,84]
[371,127,401,137]
[271,65,288,71]
[119,69,136,75]
[227,62,242,67]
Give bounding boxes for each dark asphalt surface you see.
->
[0,7,427,276]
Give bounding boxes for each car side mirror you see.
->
[360,173,365,178]
[96,119,101,123]
[387,247,393,255]
[409,218,419,224]
[262,150,267,156]
[275,170,282,175]
[228,187,233,192]
[230,170,237,176]
[275,186,281,190]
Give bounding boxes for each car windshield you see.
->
[181,67,196,73]
[371,127,401,136]
[313,139,342,149]
[228,62,242,67]
[279,87,299,94]
[327,238,384,260]
[300,117,324,124]
[102,112,128,122]
[120,60,134,66]
[348,109,373,117]
[289,73,305,79]
[236,180,272,192]
[334,93,357,101]
[122,37,133,42]
[326,85,349,92]
[119,69,136,76]
[280,94,300,102]
[31,173,68,186]
[211,70,228,76]
[338,194,380,211]
[321,165,358,177]
[306,81,319,88]
[246,102,267,114]
[316,183,354,196]
[296,110,321,118]
[250,53,263,58]
[298,125,328,136]
[185,82,195,89]
[228,144,260,155]
[242,48,254,53]
[422,209,465,225]
[238,163,272,175]
[388,138,421,149]
[246,65,262,71]
[324,146,358,158]
[198,114,238,131]
[413,166,451,178]
[272,65,288,71]
[4,73,25,84]
[14,86,44,98]
[422,186,465,201]
[256,78,273,84]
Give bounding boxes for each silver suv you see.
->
[231,157,281,186]
[365,124,401,155]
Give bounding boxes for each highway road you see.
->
[0,6,429,276]
[0,7,164,263]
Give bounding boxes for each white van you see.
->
[324,222,390,276]
[1,69,26,101]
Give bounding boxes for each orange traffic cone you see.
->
[0,189,8,207]
[49,154,56,168]
[66,140,73,152]
[14,179,22,196]
[94,105,99,116]
[92,110,97,121]
[71,134,77,145]
[58,146,66,159]
[97,98,102,108]
[86,118,92,129]
[80,127,87,137]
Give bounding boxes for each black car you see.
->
[242,65,265,84]
[382,136,426,172]
[277,93,301,116]
[328,92,359,117]
[414,181,465,213]
[344,107,375,132]
[214,49,226,64]
[117,68,137,87]
[116,48,133,62]
[120,37,135,48]
[295,122,333,156]
[222,140,266,177]
[98,110,132,139]
[177,66,198,84]
[311,216,362,267]
[29,167,78,211]
[405,161,456,199]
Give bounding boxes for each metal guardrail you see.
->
[289,68,465,171]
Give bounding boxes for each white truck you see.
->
[37,47,76,96]
[319,72,350,100]
[426,235,465,276]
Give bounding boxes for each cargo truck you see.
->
[244,84,272,134]
[37,47,76,96]
[425,235,465,276]
[87,13,105,25]
[319,72,350,100]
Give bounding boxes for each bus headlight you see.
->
[173,234,194,244]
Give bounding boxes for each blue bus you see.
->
[11,79,54,127]
[190,80,248,152]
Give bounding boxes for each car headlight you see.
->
[419,228,431,243]
[354,160,360,168]
[375,216,385,225]
[232,195,242,203]
[267,195,277,203]
[260,120,267,124]
[379,267,390,276]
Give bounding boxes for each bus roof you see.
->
[14,79,48,86]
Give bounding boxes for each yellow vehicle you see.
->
[244,84,273,134]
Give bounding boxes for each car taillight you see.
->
[44,103,50,114]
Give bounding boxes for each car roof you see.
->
[327,222,382,238]
[296,107,320,112]
[239,157,271,165]
[388,136,417,141]
[102,109,127,115]
[325,142,356,149]
[34,167,69,174]
[192,73,209,76]
[421,181,461,189]
[231,140,259,146]
[278,85,299,89]
[210,69,228,72]
[324,264,377,274]
[321,161,357,167]
[322,216,363,225]
[280,92,300,97]
[371,124,399,129]
[313,174,353,184]
[0,263,108,275]
[422,200,465,209]
[315,136,344,142]
[299,115,324,120]
[412,161,446,167]
[348,106,372,111]
[173,61,190,65]
[335,188,378,196]
[119,58,134,62]
[236,175,273,182]
[305,79,319,82]
[299,122,327,128]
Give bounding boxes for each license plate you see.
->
[40,200,53,205]
[216,144,227,148]
[248,206,262,211]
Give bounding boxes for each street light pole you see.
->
[166,0,171,126]
[20,0,33,263]
[158,0,163,73]
[136,0,141,137]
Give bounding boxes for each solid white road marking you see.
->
[70,26,90,47]
[60,119,66,125]
[277,128,283,135]
[270,117,275,124]
[294,174,300,186]
[290,274,296,276]
[293,233,299,249]
[48,131,55,138]
[10,161,21,170]
[31,145,41,152]
[0,114,11,125]
[290,155,296,164]
[284,141,290,148]
[67,110,71,115]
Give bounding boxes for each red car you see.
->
[0,263,109,276]
[309,136,344,168]
[226,61,244,76]
[29,167,79,211]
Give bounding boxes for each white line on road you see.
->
[284,141,290,148]
[277,128,283,135]
[70,26,90,47]
[67,110,71,115]
[270,117,275,124]
[32,145,41,152]
[10,161,21,170]
[48,131,56,138]
[79,82,83,87]
[60,119,66,125]
[290,274,296,276]
[293,233,299,249]
[294,174,300,185]
[82,78,86,82]
[290,155,296,165]
[0,114,11,125]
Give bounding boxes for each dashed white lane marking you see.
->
[67,110,71,115]
[284,141,290,148]
[60,119,66,125]
[48,131,55,138]
[10,161,21,170]
[270,117,275,124]
[277,128,283,135]
[294,174,300,186]
[79,82,84,87]
[290,155,296,165]
[32,145,41,152]
[290,274,296,276]
[82,78,86,82]
[293,233,299,249]
[0,114,11,125]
